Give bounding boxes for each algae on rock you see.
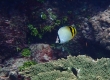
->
[20,55,110,80]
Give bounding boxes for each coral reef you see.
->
[0,0,110,80]
[32,71,77,80]
[20,55,110,80]
[81,6,110,50]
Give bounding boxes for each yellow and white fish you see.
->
[56,25,77,44]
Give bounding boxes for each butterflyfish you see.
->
[56,26,77,44]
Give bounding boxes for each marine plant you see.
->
[63,16,68,22]
[28,24,38,36]
[19,61,36,71]
[55,20,61,26]
[40,20,61,33]
[49,14,57,20]
[21,48,31,57]
[41,12,47,20]
[62,16,68,24]
[38,34,43,39]
[47,8,57,21]
[42,25,54,32]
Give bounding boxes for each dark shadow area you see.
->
[78,39,110,59]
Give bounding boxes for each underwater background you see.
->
[0,0,110,80]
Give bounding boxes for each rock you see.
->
[81,7,110,50]
[29,43,54,63]
[0,57,29,80]
[9,71,18,80]
[0,71,9,80]
[3,58,29,70]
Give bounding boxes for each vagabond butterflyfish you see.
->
[56,25,77,44]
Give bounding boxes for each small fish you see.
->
[56,25,77,44]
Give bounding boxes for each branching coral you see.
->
[20,55,110,80]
